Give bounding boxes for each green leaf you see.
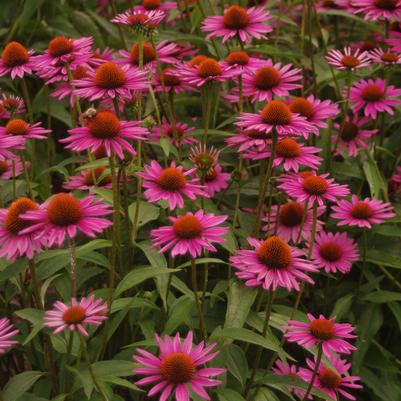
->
[362,149,388,200]
[128,201,159,229]
[217,388,247,401]
[164,295,194,334]
[175,258,227,270]
[2,371,44,401]
[362,290,401,303]
[102,376,142,392]
[366,249,401,269]
[224,344,248,388]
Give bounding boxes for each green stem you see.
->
[68,236,78,298]
[191,258,207,341]
[301,344,323,401]
[21,79,33,123]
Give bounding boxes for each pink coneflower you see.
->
[333,115,378,157]
[349,78,401,120]
[284,314,356,356]
[44,296,108,337]
[369,47,401,64]
[0,119,51,141]
[20,193,113,247]
[0,158,24,180]
[0,94,25,119]
[236,100,319,137]
[230,236,318,291]
[0,134,25,160]
[111,9,165,29]
[386,31,401,52]
[63,167,113,190]
[88,47,114,67]
[73,61,148,101]
[203,165,230,197]
[226,128,270,152]
[326,47,370,71]
[0,41,36,79]
[150,119,196,147]
[272,360,306,399]
[331,195,395,228]
[242,61,302,102]
[137,160,206,210]
[189,144,220,171]
[60,110,148,159]
[0,197,46,260]
[0,317,18,354]
[299,355,362,401]
[151,210,228,258]
[201,5,272,43]
[134,0,177,13]
[352,0,401,21]
[312,231,359,274]
[154,68,193,93]
[221,50,265,75]
[278,172,350,206]
[390,166,401,193]
[133,331,224,401]
[262,201,325,243]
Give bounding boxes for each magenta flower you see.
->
[369,47,401,65]
[0,41,36,79]
[331,195,395,228]
[151,210,228,258]
[0,135,25,160]
[326,47,370,71]
[221,50,265,75]
[150,119,196,147]
[44,296,108,337]
[63,167,113,191]
[312,231,359,274]
[230,236,318,291]
[88,47,114,68]
[0,158,24,180]
[60,110,148,159]
[349,78,401,120]
[203,165,230,197]
[333,115,378,157]
[73,61,149,101]
[0,317,18,354]
[20,193,113,247]
[236,100,319,137]
[390,166,401,194]
[0,197,46,261]
[138,160,206,210]
[133,0,177,13]
[284,314,356,356]
[272,360,306,399]
[0,94,25,119]
[153,68,193,94]
[299,355,362,401]
[262,201,325,243]
[278,172,350,206]
[133,331,225,401]
[201,5,272,43]
[352,0,401,21]
[386,31,401,52]
[0,119,51,141]
[226,128,271,152]
[111,9,165,28]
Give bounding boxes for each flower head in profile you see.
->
[137,160,206,210]
[63,167,113,191]
[44,296,108,337]
[0,119,51,142]
[189,144,220,172]
[0,158,25,180]
[352,0,401,21]
[0,41,36,79]
[221,50,265,75]
[331,195,395,228]
[150,119,196,147]
[312,231,359,274]
[201,5,272,43]
[111,9,165,33]
[230,235,318,291]
[369,48,401,65]
[226,128,271,152]
[0,317,19,354]
[0,94,25,119]
[20,193,113,247]
[299,355,362,400]
[133,331,225,401]
[154,68,193,94]
[326,47,370,71]
[203,165,230,197]
[151,210,228,258]
[284,314,357,356]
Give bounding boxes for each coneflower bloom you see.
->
[201,5,272,43]
[0,197,45,260]
[44,296,108,337]
[299,355,362,401]
[333,115,378,157]
[0,158,24,180]
[326,47,370,71]
[20,193,113,247]
[0,135,25,160]
[236,100,319,137]
[0,119,51,141]
[278,172,350,206]
[369,47,401,64]
[331,195,395,228]
[0,94,25,119]
[263,201,325,243]
[133,331,224,401]
[111,9,165,30]
[0,317,18,354]
[284,314,356,356]
[88,47,114,67]
[63,167,113,190]
[151,210,228,258]
[203,165,230,197]
[312,231,359,274]
[221,50,265,75]
[230,236,318,291]
[352,0,401,21]
[272,360,306,399]
[386,31,401,52]
[226,128,271,152]
[349,78,401,120]
[150,119,196,147]
[73,61,148,101]
[153,68,193,94]
[390,166,401,193]
[60,110,148,159]
[133,0,177,13]
[137,160,206,210]
[189,144,220,172]
[0,41,36,79]
[242,61,302,102]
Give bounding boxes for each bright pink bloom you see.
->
[221,50,265,75]
[88,47,114,67]
[312,231,359,274]
[0,119,51,141]
[272,360,307,399]
[0,135,25,160]
[20,193,112,247]
[151,210,228,258]
[63,167,113,191]
[0,158,24,180]
[284,314,356,356]
[153,68,193,94]
[386,31,401,52]
[226,128,271,152]
[390,166,401,193]
[326,47,370,71]
[0,94,25,119]
[150,119,196,147]
[201,5,272,43]
[133,0,177,13]
[349,78,401,120]
[0,41,36,79]
[352,0,401,21]
[299,355,362,401]
[202,165,230,197]
[331,195,395,228]
[0,317,18,354]
[111,9,165,27]
[138,160,206,210]
[369,47,401,64]
[44,296,108,337]
[230,236,318,291]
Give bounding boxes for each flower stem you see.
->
[301,343,323,401]
[307,202,318,259]
[68,236,78,298]
[191,258,207,341]
[21,78,33,123]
